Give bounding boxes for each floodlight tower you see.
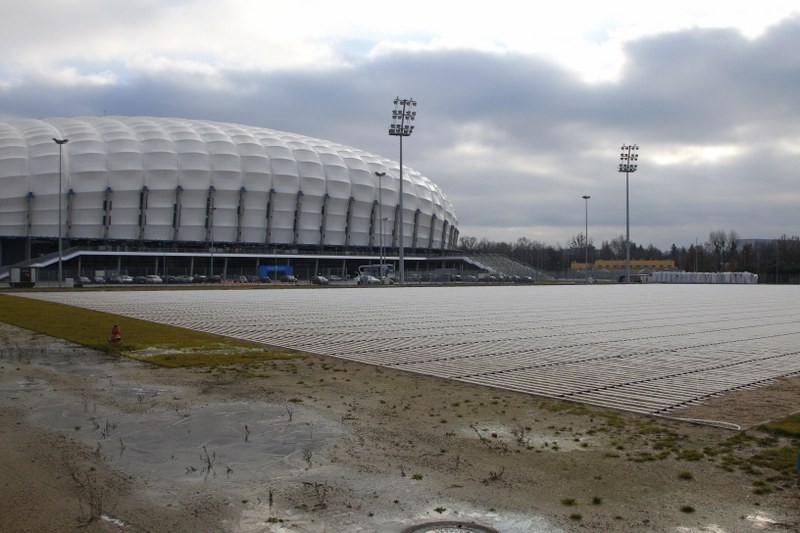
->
[618,144,639,283]
[53,137,69,288]
[388,97,416,285]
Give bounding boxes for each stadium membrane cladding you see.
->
[0,116,465,281]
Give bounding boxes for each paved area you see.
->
[20,284,800,418]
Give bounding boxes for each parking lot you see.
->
[21,284,800,418]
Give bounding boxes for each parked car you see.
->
[75,276,91,287]
[328,275,342,282]
[310,275,329,285]
[113,275,134,284]
[93,275,106,284]
[357,275,381,285]
[193,275,207,283]
[161,275,177,284]
[133,275,147,284]
[259,276,272,284]
[280,275,298,284]
[176,275,194,283]
[145,275,163,284]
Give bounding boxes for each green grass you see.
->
[0,293,298,367]
[761,413,800,438]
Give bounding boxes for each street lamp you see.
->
[618,144,638,283]
[582,195,591,268]
[375,171,386,276]
[388,97,416,285]
[53,137,69,288]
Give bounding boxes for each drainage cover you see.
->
[402,522,498,533]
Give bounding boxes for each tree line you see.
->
[457,230,800,282]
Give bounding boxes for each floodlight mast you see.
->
[53,137,69,288]
[388,97,416,285]
[618,144,639,283]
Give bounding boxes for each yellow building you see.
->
[571,259,675,270]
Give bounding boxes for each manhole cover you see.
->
[402,521,498,533]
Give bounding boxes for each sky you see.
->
[2,1,799,251]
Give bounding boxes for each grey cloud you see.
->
[2,15,800,249]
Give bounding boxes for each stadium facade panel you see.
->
[0,116,459,251]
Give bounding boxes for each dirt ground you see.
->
[0,322,798,532]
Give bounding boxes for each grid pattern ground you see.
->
[20,284,800,417]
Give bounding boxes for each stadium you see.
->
[0,116,465,284]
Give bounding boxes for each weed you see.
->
[591,496,602,505]
[482,466,505,485]
[678,471,694,480]
[680,505,695,513]
[200,445,217,479]
[64,458,117,525]
[560,498,576,506]
[302,481,329,509]
[569,513,582,521]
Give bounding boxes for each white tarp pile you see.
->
[650,271,758,284]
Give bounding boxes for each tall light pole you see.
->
[53,137,69,288]
[375,171,386,277]
[582,195,591,267]
[388,97,416,285]
[618,144,638,283]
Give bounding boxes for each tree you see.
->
[708,230,728,271]
[458,235,478,253]
[569,233,588,250]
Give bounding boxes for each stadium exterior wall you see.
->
[0,116,459,266]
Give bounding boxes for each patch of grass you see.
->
[560,498,576,506]
[677,471,694,480]
[680,505,695,514]
[761,413,800,438]
[0,294,298,367]
[748,446,797,474]
[675,449,705,461]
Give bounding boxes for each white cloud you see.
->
[650,144,745,166]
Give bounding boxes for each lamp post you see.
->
[618,144,638,283]
[388,97,416,285]
[375,171,386,277]
[582,195,590,268]
[53,137,69,288]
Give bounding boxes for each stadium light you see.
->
[375,171,386,276]
[582,195,591,269]
[618,144,639,283]
[388,97,416,285]
[53,137,69,288]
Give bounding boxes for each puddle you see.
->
[7,382,345,487]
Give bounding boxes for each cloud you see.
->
[1,5,800,250]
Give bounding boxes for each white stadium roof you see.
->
[0,116,458,249]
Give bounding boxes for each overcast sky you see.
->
[2,1,799,250]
